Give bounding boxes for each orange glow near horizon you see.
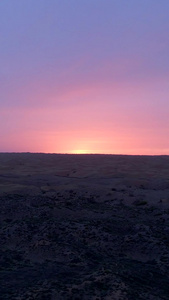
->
[1,80,169,156]
[1,72,169,155]
[70,149,92,154]
[1,122,169,155]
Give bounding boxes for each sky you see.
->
[1,0,169,154]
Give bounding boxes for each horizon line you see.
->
[0,151,169,157]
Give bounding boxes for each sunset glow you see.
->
[70,149,91,154]
[0,1,169,154]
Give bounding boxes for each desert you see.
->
[0,153,169,299]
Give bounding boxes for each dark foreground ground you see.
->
[0,153,169,299]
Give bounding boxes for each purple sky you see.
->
[1,0,169,154]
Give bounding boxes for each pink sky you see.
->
[1,1,169,154]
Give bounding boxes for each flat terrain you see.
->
[0,153,169,299]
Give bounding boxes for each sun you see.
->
[71,149,90,154]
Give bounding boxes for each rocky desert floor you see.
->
[0,153,169,300]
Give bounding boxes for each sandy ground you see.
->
[0,153,169,299]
